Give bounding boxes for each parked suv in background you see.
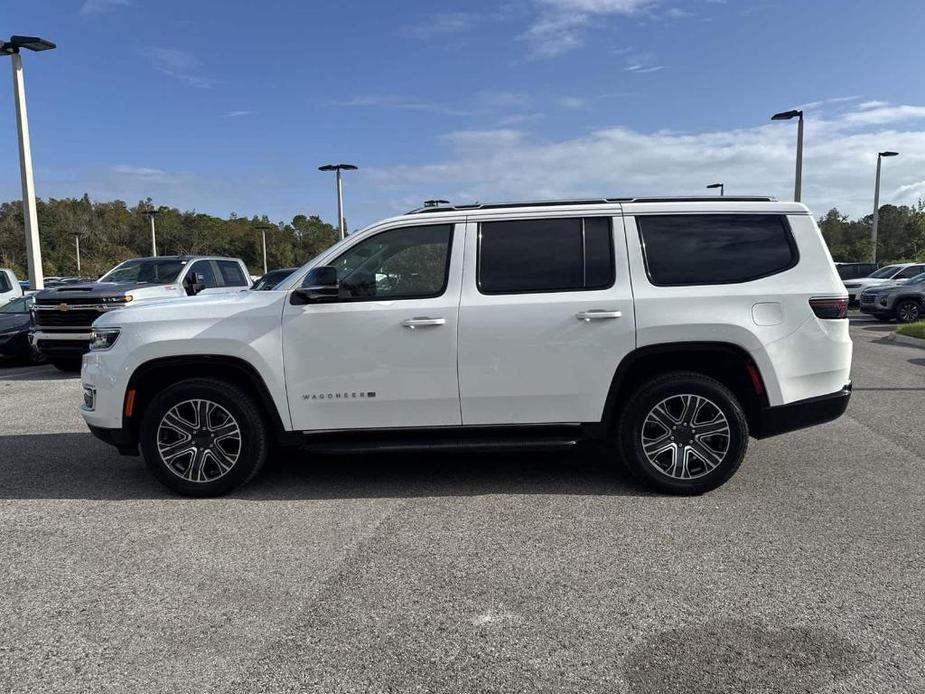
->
[859,271,925,322]
[32,256,250,370]
[843,262,925,306]
[81,197,851,497]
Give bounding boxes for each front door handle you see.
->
[401,317,446,329]
[576,310,622,322]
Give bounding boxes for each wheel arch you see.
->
[595,342,770,437]
[123,355,297,447]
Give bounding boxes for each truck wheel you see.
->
[139,378,269,497]
[50,359,82,372]
[895,299,921,323]
[617,372,748,495]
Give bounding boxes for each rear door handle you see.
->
[575,310,622,322]
[401,317,446,329]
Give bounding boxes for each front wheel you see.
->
[139,378,269,497]
[616,372,749,494]
[895,299,922,324]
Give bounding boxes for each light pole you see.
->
[871,151,899,265]
[318,163,357,240]
[706,183,724,197]
[255,223,273,274]
[75,232,81,275]
[143,207,160,256]
[771,109,804,202]
[1,35,56,291]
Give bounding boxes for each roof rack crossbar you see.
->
[406,195,776,214]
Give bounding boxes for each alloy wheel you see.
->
[897,301,920,323]
[156,399,241,482]
[640,394,731,480]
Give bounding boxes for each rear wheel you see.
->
[139,378,269,497]
[895,299,922,324]
[616,372,748,494]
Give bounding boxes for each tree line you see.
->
[0,195,339,279]
[1,194,924,280]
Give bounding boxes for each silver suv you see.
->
[859,271,925,322]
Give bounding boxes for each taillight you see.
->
[809,298,848,319]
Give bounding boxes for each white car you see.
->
[843,262,925,305]
[81,197,852,497]
[0,268,23,306]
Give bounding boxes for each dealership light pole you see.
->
[771,109,804,202]
[871,151,899,265]
[75,232,81,274]
[706,183,724,197]
[1,35,56,291]
[255,223,273,274]
[143,207,160,256]
[318,163,357,241]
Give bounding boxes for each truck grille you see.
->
[860,293,876,304]
[33,302,107,329]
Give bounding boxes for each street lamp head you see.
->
[879,151,899,158]
[319,163,358,172]
[706,184,723,190]
[771,109,802,121]
[1,36,57,54]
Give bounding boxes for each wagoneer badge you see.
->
[303,392,377,401]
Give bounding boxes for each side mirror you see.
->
[291,266,339,305]
[185,273,206,296]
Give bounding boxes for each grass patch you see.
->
[896,321,925,339]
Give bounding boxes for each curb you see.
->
[884,331,925,350]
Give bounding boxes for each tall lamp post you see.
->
[706,183,724,197]
[318,163,357,241]
[771,109,804,202]
[143,207,160,256]
[1,35,56,291]
[871,151,899,265]
[75,232,82,275]
[255,223,273,274]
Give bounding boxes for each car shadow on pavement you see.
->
[0,433,648,501]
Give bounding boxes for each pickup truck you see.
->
[1,268,23,306]
[31,255,250,370]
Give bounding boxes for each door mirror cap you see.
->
[291,266,339,304]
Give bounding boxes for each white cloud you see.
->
[80,0,130,15]
[144,48,213,89]
[524,0,657,58]
[624,64,664,73]
[559,96,588,109]
[366,103,925,219]
[222,110,253,118]
[858,100,888,110]
[841,104,925,126]
[404,12,479,37]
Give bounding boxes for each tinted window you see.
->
[322,224,453,300]
[638,214,797,286]
[0,273,10,292]
[869,265,900,279]
[478,217,614,294]
[0,296,30,313]
[252,268,296,291]
[217,260,248,286]
[187,260,218,288]
[895,265,925,279]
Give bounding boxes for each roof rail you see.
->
[406,195,777,214]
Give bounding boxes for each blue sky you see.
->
[3,0,925,228]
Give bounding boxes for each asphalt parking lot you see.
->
[0,316,922,693]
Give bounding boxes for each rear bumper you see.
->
[752,384,851,439]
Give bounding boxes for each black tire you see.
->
[50,358,82,372]
[616,371,748,495]
[894,299,922,324]
[139,378,269,497]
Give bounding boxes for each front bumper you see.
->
[30,330,92,358]
[752,384,851,439]
[87,424,139,455]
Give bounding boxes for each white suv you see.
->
[80,197,852,496]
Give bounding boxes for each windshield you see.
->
[868,265,900,279]
[904,271,925,285]
[252,269,296,291]
[100,258,186,284]
[0,296,32,314]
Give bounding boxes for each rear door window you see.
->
[217,260,248,287]
[478,217,614,294]
[637,214,797,286]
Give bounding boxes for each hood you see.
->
[33,282,182,302]
[93,288,276,327]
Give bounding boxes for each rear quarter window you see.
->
[637,214,798,286]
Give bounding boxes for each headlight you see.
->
[100,295,133,304]
[89,327,121,351]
